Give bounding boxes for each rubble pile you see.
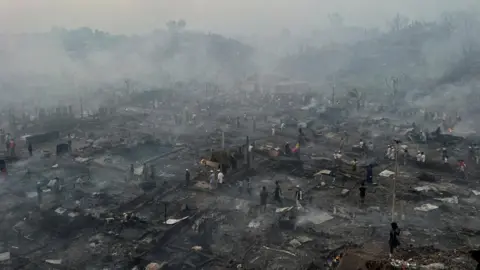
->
[386,246,473,269]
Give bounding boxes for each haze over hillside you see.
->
[0,0,478,35]
[0,0,479,116]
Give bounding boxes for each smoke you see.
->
[0,3,479,127]
[0,27,254,108]
[296,209,333,226]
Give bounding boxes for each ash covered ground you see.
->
[0,84,479,270]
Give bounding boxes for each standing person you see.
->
[459,160,467,179]
[248,144,254,161]
[359,182,366,205]
[298,128,304,137]
[217,170,224,185]
[331,167,337,184]
[442,146,448,162]
[28,142,33,157]
[142,163,149,182]
[238,178,244,194]
[274,181,283,205]
[333,150,341,161]
[271,125,276,136]
[294,185,303,209]
[472,144,480,165]
[185,169,190,186]
[36,181,43,205]
[260,186,268,212]
[5,133,10,151]
[284,142,291,156]
[416,151,422,162]
[385,145,392,159]
[9,139,15,157]
[129,164,134,181]
[389,222,401,257]
[246,177,252,196]
[293,142,301,160]
[230,153,237,170]
[67,134,72,152]
[343,130,349,144]
[366,165,373,184]
[351,158,357,172]
[389,146,395,160]
[367,141,373,151]
[209,170,215,189]
[150,165,156,180]
[469,144,475,161]
[403,148,408,165]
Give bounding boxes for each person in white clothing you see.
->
[390,146,396,160]
[416,151,422,162]
[367,141,374,151]
[209,170,215,189]
[420,152,426,163]
[217,170,224,184]
[386,145,392,159]
[333,151,342,160]
[359,139,364,148]
[271,125,276,136]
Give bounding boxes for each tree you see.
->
[389,13,409,32]
[166,20,177,32]
[177,19,186,30]
[281,28,291,38]
[166,20,187,32]
[440,13,454,36]
[348,88,364,111]
[385,76,400,106]
[328,13,344,27]
[124,79,131,94]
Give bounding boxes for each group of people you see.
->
[128,163,156,182]
[208,169,225,189]
[415,151,426,163]
[259,182,304,211]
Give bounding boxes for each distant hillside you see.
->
[276,14,477,87]
[0,26,255,104]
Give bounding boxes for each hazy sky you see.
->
[0,0,478,35]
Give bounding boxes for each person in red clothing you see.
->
[9,139,15,157]
[459,160,467,179]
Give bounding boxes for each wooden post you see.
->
[331,84,335,106]
[221,131,225,150]
[245,136,250,168]
[79,97,83,119]
[164,203,168,223]
[392,141,399,221]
